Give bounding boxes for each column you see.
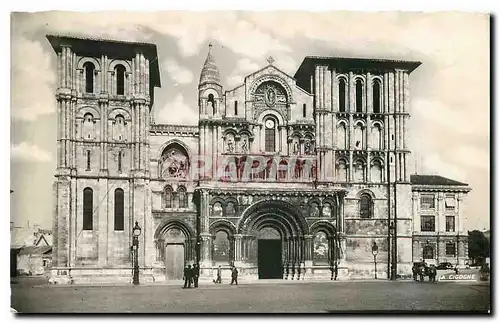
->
[234,234,242,265]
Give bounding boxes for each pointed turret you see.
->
[199,43,221,87]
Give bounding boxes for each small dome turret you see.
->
[199,43,221,87]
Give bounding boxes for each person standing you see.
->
[230,266,239,285]
[412,264,418,281]
[183,264,192,289]
[193,263,200,288]
[215,265,222,284]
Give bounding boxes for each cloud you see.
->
[155,94,198,125]
[11,37,57,121]
[450,146,490,170]
[226,58,260,87]
[11,142,52,162]
[163,58,193,85]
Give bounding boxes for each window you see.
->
[446,216,455,232]
[213,231,231,264]
[84,62,95,93]
[116,64,126,95]
[207,94,215,115]
[337,123,347,150]
[264,118,276,152]
[355,79,363,112]
[83,113,95,140]
[83,188,93,230]
[373,80,381,113]
[234,101,238,116]
[446,243,456,256]
[114,188,124,231]
[177,186,187,208]
[212,202,223,217]
[423,245,434,260]
[420,194,435,209]
[371,160,383,182]
[164,186,173,208]
[336,159,348,182]
[354,160,365,182]
[421,216,435,232]
[86,150,91,171]
[445,195,456,210]
[303,104,307,118]
[359,194,372,219]
[118,151,122,172]
[278,160,288,181]
[226,202,236,217]
[322,203,332,217]
[338,79,346,112]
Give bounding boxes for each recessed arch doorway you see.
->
[257,227,283,279]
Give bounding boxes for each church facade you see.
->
[46,35,470,284]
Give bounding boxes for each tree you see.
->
[468,230,490,265]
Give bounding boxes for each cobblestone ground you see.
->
[11,277,490,313]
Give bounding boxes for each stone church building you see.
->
[46,35,471,284]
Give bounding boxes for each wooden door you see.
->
[165,244,184,280]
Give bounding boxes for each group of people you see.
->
[183,264,240,288]
[412,262,438,282]
[183,264,200,288]
[213,265,239,285]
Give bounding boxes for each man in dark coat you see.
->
[230,266,238,285]
[193,264,200,288]
[183,264,192,288]
[214,265,222,284]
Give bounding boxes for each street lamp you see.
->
[372,241,379,279]
[132,221,141,285]
[389,221,396,280]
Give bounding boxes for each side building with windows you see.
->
[410,175,471,267]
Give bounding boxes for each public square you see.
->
[11,277,490,313]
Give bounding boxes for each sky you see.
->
[9,11,490,231]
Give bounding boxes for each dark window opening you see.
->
[339,79,346,112]
[178,186,187,208]
[423,245,434,259]
[114,188,124,231]
[421,216,436,232]
[83,187,93,230]
[86,150,91,171]
[234,101,238,116]
[116,65,126,95]
[164,186,173,208]
[359,194,372,219]
[84,62,95,93]
[355,80,363,112]
[373,81,381,113]
[303,104,307,118]
[118,151,122,172]
[446,243,456,256]
[446,216,455,232]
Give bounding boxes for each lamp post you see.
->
[372,241,379,279]
[132,221,141,285]
[389,221,396,280]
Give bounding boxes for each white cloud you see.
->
[226,58,260,87]
[11,37,57,121]
[450,146,490,170]
[11,142,52,162]
[163,58,193,85]
[155,94,198,125]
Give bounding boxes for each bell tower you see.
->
[198,43,224,179]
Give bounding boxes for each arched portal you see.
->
[238,200,309,280]
[155,220,195,280]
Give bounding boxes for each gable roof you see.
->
[410,174,468,186]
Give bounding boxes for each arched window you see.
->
[371,160,383,183]
[337,123,347,150]
[355,79,363,112]
[359,194,373,219]
[264,117,276,152]
[114,114,126,141]
[372,124,382,150]
[213,231,231,264]
[207,94,215,115]
[83,113,95,140]
[423,245,434,260]
[313,231,329,264]
[278,160,288,181]
[354,122,365,150]
[303,104,307,118]
[212,202,223,217]
[114,188,124,231]
[83,187,93,230]
[310,202,320,217]
[164,186,173,208]
[354,159,365,182]
[177,186,187,208]
[234,101,238,116]
[338,78,346,112]
[373,80,381,113]
[115,64,126,95]
[336,159,348,182]
[84,62,95,93]
[226,202,236,217]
